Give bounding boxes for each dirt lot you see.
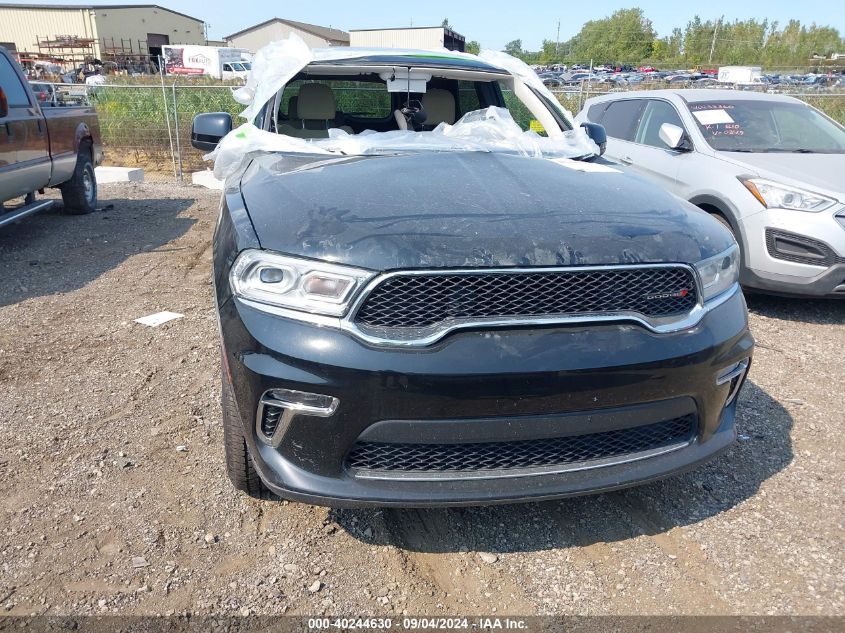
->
[0,182,843,618]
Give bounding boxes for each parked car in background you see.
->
[577,89,845,297]
[221,61,250,81]
[1,47,103,226]
[192,49,752,506]
[664,73,694,84]
[29,81,58,106]
[540,74,565,88]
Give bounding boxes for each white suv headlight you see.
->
[740,178,836,212]
[230,250,374,317]
[694,245,740,302]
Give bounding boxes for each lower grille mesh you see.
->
[765,229,845,267]
[346,414,697,474]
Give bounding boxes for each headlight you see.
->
[740,178,836,212]
[230,250,374,317]
[694,245,740,302]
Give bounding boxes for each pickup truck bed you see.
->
[1,47,103,227]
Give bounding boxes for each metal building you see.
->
[349,26,465,52]
[225,18,349,52]
[0,3,205,69]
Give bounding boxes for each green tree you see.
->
[539,39,560,63]
[682,16,713,64]
[504,39,523,56]
[465,40,481,55]
[500,9,845,69]
[650,39,669,61]
[572,8,656,63]
[442,18,450,28]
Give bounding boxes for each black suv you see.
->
[194,50,753,507]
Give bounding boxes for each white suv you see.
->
[576,89,845,297]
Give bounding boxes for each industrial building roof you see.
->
[224,17,349,44]
[0,3,203,23]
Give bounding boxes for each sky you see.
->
[10,0,845,49]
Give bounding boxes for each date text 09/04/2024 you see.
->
[307,617,529,630]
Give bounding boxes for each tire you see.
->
[60,144,97,215]
[711,212,735,236]
[705,209,759,293]
[221,369,267,497]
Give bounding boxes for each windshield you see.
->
[270,74,585,151]
[689,100,845,153]
[209,41,598,182]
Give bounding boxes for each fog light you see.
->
[256,389,339,447]
[716,359,750,406]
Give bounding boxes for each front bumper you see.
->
[219,288,753,507]
[740,205,845,297]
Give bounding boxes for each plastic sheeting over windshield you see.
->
[207,35,598,182]
[477,49,578,123]
[210,107,597,181]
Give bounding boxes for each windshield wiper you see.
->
[725,147,839,154]
[755,148,822,153]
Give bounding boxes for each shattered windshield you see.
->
[209,107,598,182]
[206,37,599,182]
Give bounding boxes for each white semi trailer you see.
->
[717,66,763,85]
[162,45,250,80]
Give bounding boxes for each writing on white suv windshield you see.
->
[689,100,845,153]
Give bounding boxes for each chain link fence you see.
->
[78,83,242,178]
[46,81,845,181]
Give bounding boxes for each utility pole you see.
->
[556,20,560,58]
[709,16,723,65]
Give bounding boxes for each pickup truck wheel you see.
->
[222,370,268,498]
[60,150,97,215]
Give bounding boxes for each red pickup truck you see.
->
[1,47,103,227]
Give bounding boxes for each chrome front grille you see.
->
[351,265,699,342]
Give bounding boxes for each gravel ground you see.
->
[0,182,842,617]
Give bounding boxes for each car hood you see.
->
[239,151,733,271]
[715,152,845,201]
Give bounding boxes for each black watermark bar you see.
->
[0,617,842,633]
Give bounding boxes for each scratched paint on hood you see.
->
[238,151,734,271]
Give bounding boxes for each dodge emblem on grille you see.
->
[645,288,690,300]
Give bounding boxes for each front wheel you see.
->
[222,368,267,498]
[60,147,97,214]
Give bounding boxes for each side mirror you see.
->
[191,112,232,151]
[0,87,8,118]
[659,122,691,151]
[580,122,607,155]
